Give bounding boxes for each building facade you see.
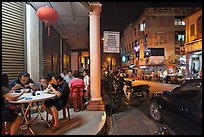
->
[182,9,202,78]
[121,7,199,76]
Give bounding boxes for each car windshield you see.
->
[172,79,202,103]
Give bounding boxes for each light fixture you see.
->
[36,6,58,36]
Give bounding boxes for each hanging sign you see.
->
[103,31,120,53]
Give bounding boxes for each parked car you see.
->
[149,78,202,135]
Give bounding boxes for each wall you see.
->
[184,9,202,43]
[26,4,40,82]
[71,52,79,71]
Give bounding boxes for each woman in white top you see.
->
[83,69,90,100]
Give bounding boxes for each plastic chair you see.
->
[70,85,84,112]
[62,100,71,121]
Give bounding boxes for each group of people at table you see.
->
[2,69,90,135]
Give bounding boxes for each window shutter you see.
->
[2,2,25,81]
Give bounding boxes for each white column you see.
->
[89,4,102,101]
[26,4,40,82]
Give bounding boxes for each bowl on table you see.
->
[44,89,50,94]
[24,88,30,93]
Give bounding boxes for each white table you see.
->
[9,91,56,135]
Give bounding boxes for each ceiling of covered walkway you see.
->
[29,2,96,50]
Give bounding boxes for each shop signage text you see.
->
[103,31,120,53]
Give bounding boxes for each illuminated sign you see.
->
[144,49,151,57]
[134,46,140,52]
[122,56,126,62]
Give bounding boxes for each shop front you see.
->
[185,39,202,78]
[187,50,202,78]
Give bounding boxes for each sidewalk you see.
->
[102,80,177,135]
[16,108,106,135]
[107,106,159,135]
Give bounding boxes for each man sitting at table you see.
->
[9,72,37,91]
[2,73,25,135]
[42,73,70,130]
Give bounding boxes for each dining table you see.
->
[9,91,56,135]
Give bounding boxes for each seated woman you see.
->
[69,70,85,110]
[2,73,25,135]
[42,73,70,130]
[69,70,85,98]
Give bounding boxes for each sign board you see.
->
[103,31,120,53]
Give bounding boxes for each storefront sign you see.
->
[185,40,202,53]
[144,49,151,58]
[122,56,126,62]
[103,31,120,53]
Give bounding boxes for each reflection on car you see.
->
[149,79,202,135]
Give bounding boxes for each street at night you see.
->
[104,79,178,135]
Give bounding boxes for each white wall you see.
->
[26,4,40,82]
[71,52,78,71]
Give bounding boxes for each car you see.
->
[149,78,202,135]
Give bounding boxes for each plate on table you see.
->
[14,89,30,93]
[14,89,22,93]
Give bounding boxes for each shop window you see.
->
[174,16,185,26]
[135,40,139,46]
[139,21,145,31]
[175,31,185,42]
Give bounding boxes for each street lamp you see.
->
[107,58,111,72]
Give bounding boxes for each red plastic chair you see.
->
[70,85,84,112]
[62,100,71,121]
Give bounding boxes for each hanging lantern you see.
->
[36,6,58,36]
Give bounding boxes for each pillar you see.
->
[87,3,105,111]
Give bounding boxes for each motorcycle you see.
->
[113,80,150,104]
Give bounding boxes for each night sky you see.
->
[100,2,202,35]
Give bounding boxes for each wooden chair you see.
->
[70,85,84,112]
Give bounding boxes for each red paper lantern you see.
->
[36,6,58,36]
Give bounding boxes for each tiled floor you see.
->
[16,108,106,135]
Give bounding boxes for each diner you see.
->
[2,73,25,135]
[42,73,70,130]
[9,72,37,91]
